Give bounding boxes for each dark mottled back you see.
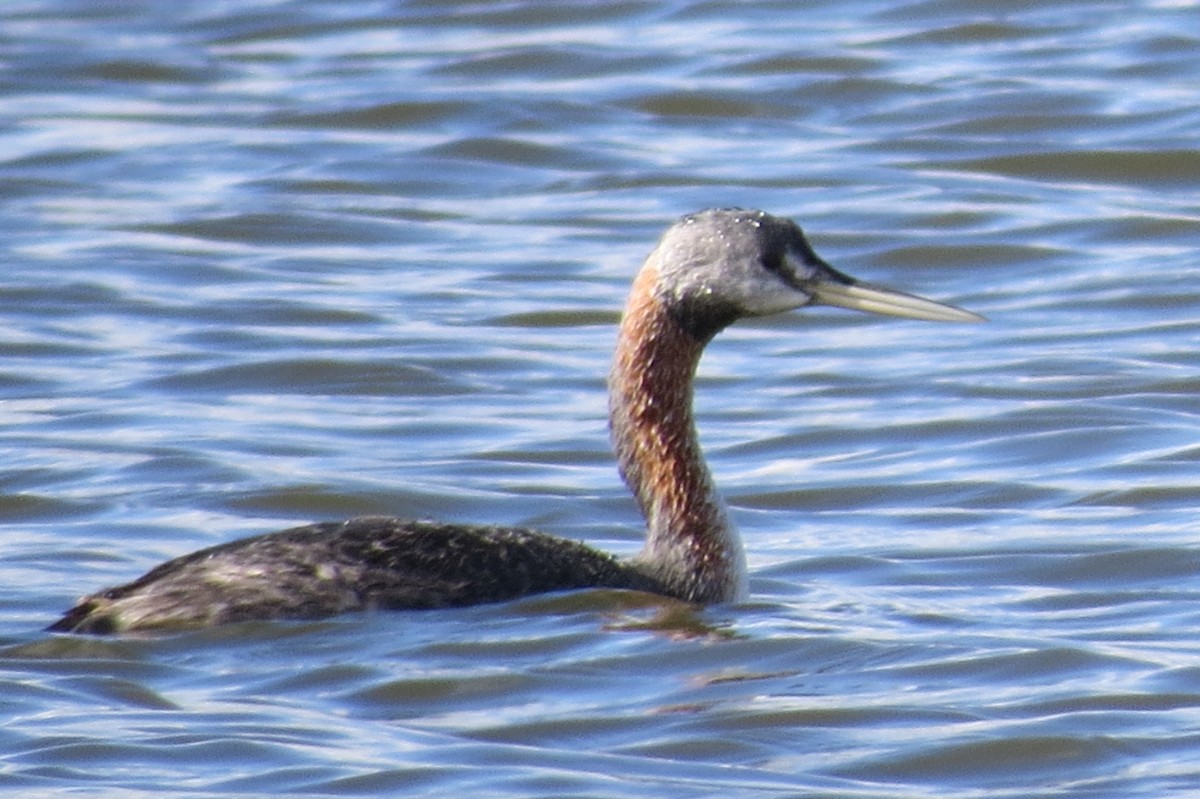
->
[49,518,663,633]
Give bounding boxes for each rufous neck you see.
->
[607,265,746,603]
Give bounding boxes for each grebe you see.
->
[49,209,982,634]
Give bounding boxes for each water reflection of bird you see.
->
[49,208,982,634]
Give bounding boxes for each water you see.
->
[2,0,1199,795]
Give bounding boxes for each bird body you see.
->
[49,209,981,634]
[48,518,660,633]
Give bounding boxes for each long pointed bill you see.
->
[809,279,985,323]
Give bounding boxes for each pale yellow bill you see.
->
[811,280,985,323]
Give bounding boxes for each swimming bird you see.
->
[48,208,982,634]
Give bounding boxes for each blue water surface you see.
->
[2,0,1200,796]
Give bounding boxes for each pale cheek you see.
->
[740,281,812,316]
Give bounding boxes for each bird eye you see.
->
[759,247,786,276]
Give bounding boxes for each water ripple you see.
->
[2,0,1200,796]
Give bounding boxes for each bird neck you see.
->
[607,265,746,603]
